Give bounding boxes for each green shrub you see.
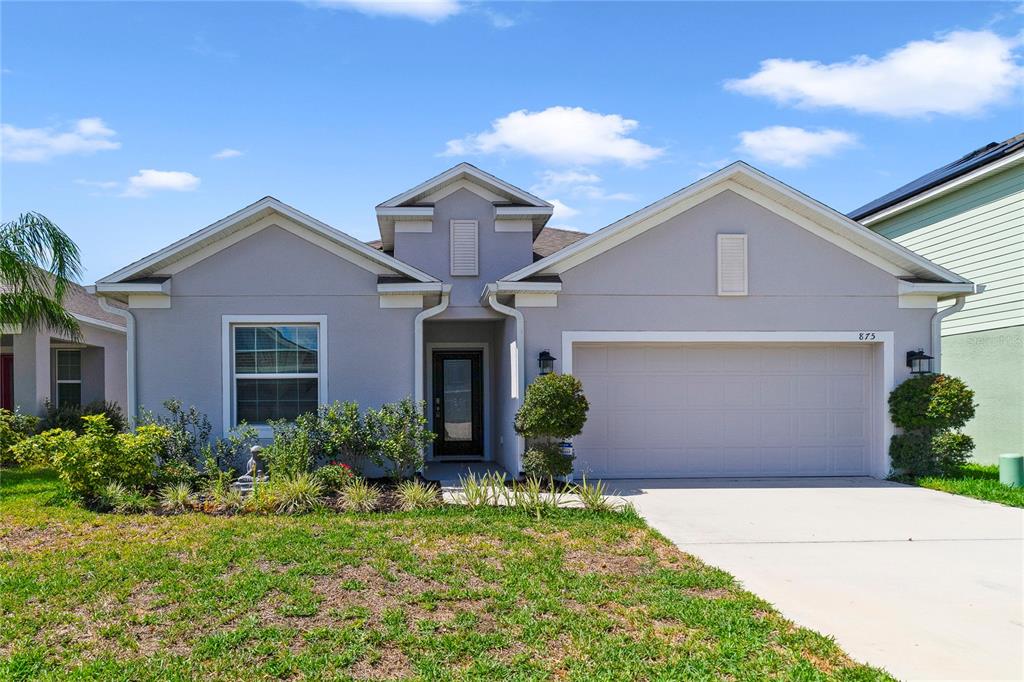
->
[395,479,439,511]
[263,420,316,479]
[41,399,127,435]
[311,462,357,494]
[888,373,978,477]
[574,476,615,512]
[889,374,976,431]
[98,482,155,514]
[514,373,589,441]
[341,479,381,512]
[140,399,210,466]
[12,414,167,500]
[364,398,434,479]
[0,409,40,466]
[154,460,201,489]
[522,444,574,479]
[265,473,324,514]
[158,482,196,513]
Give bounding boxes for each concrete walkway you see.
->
[607,477,1024,681]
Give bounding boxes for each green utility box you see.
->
[998,454,1024,488]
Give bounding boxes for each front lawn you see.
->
[914,463,1024,508]
[0,468,890,681]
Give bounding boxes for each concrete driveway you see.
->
[607,477,1024,681]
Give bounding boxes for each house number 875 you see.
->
[858,332,877,341]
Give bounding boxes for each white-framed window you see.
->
[450,219,479,276]
[56,349,82,407]
[222,315,328,434]
[717,233,748,296]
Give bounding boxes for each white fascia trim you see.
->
[100,197,438,285]
[221,314,329,438]
[495,206,554,218]
[481,281,562,301]
[375,207,435,219]
[378,162,552,209]
[95,280,171,295]
[502,162,969,285]
[72,313,127,333]
[561,330,896,479]
[859,149,1024,226]
[379,282,450,295]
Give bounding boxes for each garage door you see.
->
[572,343,876,478]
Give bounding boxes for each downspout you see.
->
[97,296,137,428]
[414,286,451,410]
[485,287,526,475]
[929,295,967,374]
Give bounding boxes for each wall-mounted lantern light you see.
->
[538,350,556,375]
[906,349,934,375]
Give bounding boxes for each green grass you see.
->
[916,463,1024,508]
[0,468,891,681]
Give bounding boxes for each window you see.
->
[450,219,479,276]
[56,349,82,407]
[717,233,748,296]
[232,324,320,424]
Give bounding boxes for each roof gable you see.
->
[98,197,438,284]
[502,162,972,290]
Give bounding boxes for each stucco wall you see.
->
[393,189,534,309]
[133,225,417,438]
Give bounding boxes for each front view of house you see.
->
[93,162,976,479]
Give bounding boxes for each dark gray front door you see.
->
[432,350,483,458]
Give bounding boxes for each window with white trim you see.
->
[232,324,320,424]
[717,233,748,296]
[56,349,82,407]
[450,219,479,276]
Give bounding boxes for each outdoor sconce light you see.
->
[538,350,556,375]
[906,349,934,375]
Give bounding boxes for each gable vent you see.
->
[717,234,748,296]
[450,220,479,276]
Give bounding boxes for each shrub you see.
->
[514,373,589,441]
[12,415,167,500]
[155,460,201,489]
[522,444,574,479]
[140,399,210,466]
[210,486,247,514]
[341,479,381,513]
[158,482,196,512]
[311,462,357,494]
[574,476,614,512]
[98,482,155,514]
[41,399,127,435]
[263,420,316,479]
[395,479,439,511]
[265,473,324,514]
[889,374,976,431]
[888,373,978,477]
[364,398,434,479]
[0,409,40,466]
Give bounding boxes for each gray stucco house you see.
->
[1,282,128,417]
[92,162,976,479]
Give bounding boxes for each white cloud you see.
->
[212,148,243,159]
[444,106,664,167]
[736,126,857,168]
[310,0,462,23]
[726,30,1023,117]
[548,199,579,221]
[531,169,635,203]
[122,169,201,197]
[0,117,120,162]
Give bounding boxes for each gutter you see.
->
[96,296,137,428]
[413,285,452,410]
[483,283,526,475]
[929,285,984,373]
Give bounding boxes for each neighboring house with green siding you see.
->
[851,133,1024,464]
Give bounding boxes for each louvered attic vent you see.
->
[450,220,479,276]
[717,233,748,296]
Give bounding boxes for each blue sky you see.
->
[2,1,1022,281]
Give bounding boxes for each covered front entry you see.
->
[431,349,484,458]
[569,339,885,478]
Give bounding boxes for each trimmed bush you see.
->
[364,398,434,479]
[522,444,574,479]
[514,373,589,440]
[888,373,977,477]
[311,462,357,493]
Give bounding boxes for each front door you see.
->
[0,354,11,411]
[431,350,483,458]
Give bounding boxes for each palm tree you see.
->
[0,212,83,340]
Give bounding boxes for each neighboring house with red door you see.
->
[0,281,128,416]
[851,133,1023,464]
[92,162,976,478]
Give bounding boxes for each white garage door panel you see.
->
[573,343,875,478]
